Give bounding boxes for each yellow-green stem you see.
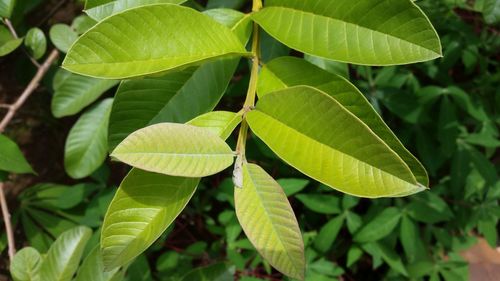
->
[236,2,262,158]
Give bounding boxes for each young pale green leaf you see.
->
[0,26,23,57]
[253,0,442,65]
[85,0,187,21]
[71,15,97,34]
[258,57,428,186]
[247,86,425,198]
[235,163,305,280]
[101,169,199,270]
[353,207,402,243]
[63,4,247,79]
[24,28,46,60]
[64,98,113,179]
[108,58,238,150]
[0,134,34,174]
[0,0,15,18]
[49,24,78,53]
[52,69,117,117]
[188,111,241,141]
[74,245,121,281]
[10,247,42,281]
[102,115,233,270]
[112,123,234,177]
[39,226,92,281]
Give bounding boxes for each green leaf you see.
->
[0,25,22,57]
[362,242,408,276]
[10,247,42,281]
[63,4,247,79]
[346,246,363,267]
[406,192,453,224]
[353,207,401,243]
[235,163,305,280]
[314,215,344,252]
[304,54,349,79]
[253,0,442,65]
[482,0,500,24]
[180,263,234,281]
[277,178,309,196]
[49,24,78,53]
[257,57,428,186]
[0,134,34,174]
[85,0,187,21]
[39,226,92,281]
[24,28,46,60]
[204,8,253,45]
[71,15,97,35]
[74,245,121,281]
[400,216,428,263]
[64,98,113,179]
[188,111,241,141]
[85,0,113,9]
[247,86,425,198]
[108,58,238,150]
[295,194,341,214]
[111,123,234,177]
[0,0,15,18]
[101,168,198,270]
[52,69,117,117]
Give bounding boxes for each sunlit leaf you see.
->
[235,163,305,280]
[188,111,241,141]
[85,0,187,21]
[63,4,247,79]
[247,86,425,198]
[101,169,198,270]
[108,58,238,150]
[253,0,442,65]
[111,123,234,177]
[74,245,122,281]
[258,56,428,186]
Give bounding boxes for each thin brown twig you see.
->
[0,49,59,133]
[3,18,41,68]
[0,183,16,261]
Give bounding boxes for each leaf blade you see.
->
[63,4,247,79]
[247,86,424,198]
[235,163,305,280]
[253,0,441,65]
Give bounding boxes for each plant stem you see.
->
[236,19,261,157]
[0,182,15,261]
[0,49,59,133]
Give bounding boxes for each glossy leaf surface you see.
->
[253,0,442,65]
[64,98,113,179]
[108,58,238,150]
[74,246,121,281]
[52,69,117,117]
[111,123,234,177]
[258,56,428,186]
[0,0,15,18]
[101,169,199,270]
[247,86,425,198]
[235,163,304,280]
[85,0,186,21]
[39,226,92,281]
[63,4,247,79]
[24,28,46,59]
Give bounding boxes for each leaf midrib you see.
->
[260,6,440,54]
[251,109,416,185]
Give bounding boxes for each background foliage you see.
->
[0,0,499,280]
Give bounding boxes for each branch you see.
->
[3,18,41,68]
[0,49,59,133]
[0,183,15,261]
